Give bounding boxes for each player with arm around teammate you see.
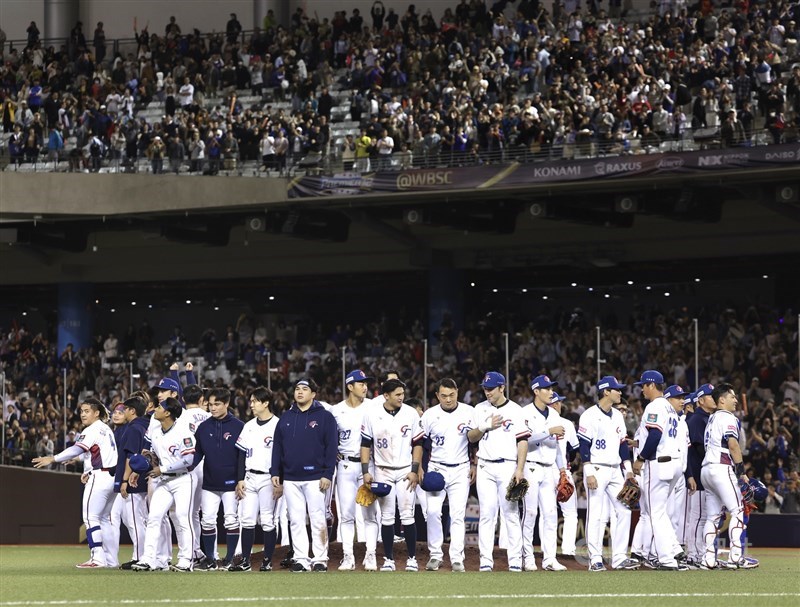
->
[631,372,686,570]
[34,397,118,568]
[361,378,424,572]
[130,397,196,572]
[330,369,374,571]
[700,383,757,569]
[521,375,568,571]
[421,378,476,572]
[231,386,280,572]
[467,372,531,572]
[577,376,640,571]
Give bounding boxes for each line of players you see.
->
[33,364,757,572]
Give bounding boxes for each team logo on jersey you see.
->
[223,432,232,440]
[169,445,179,456]
[76,434,86,443]
[646,414,657,423]
[309,421,318,428]
[264,436,273,447]
[189,423,196,432]
[183,438,192,447]
[457,423,472,434]
[400,425,411,436]
[501,420,513,431]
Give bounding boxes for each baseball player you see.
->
[192,387,245,570]
[421,378,475,572]
[631,372,686,570]
[521,375,568,571]
[361,378,424,572]
[467,371,530,572]
[34,397,118,568]
[577,376,639,571]
[232,386,279,572]
[176,381,211,563]
[271,379,338,572]
[700,383,757,569]
[330,369,374,571]
[667,389,692,553]
[684,384,715,568]
[105,403,129,568]
[548,391,580,557]
[130,398,196,572]
[114,396,150,569]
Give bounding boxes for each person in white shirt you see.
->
[330,369,374,570]
[700,383,757,569]
[421,378,475,572]
[34,397,118,568]
[521,375,567,571]
[178,76,194,108]
[578,376,640,571]
[549,391,580,557]
[233,387,280,572]
[361,379,423,572]
[467,371,531,572]
[631,371,686,570]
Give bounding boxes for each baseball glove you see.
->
[556,470,574,503]
[141,449,160,468]
[505,477,529,502]
[355,483,377,507]
[617,477,641,508]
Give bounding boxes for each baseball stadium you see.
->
[0,1,799,606]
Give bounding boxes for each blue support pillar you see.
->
[428,268,464,343]
[58,283,93,353]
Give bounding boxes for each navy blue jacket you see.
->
[270,400,337,482]
[115,416,149,494]
[687,407,711,491]
[192,412,245,491]
[112,424,129,492]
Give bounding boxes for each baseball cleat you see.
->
[426,558,442,571]
[194,557,218,571]
[280,550,295,568]
[219,560,234,571]
[543,561,568,571]
[131,562,154,572]
[523,559,537,571]
[508,565,522,572]
[76,560,105,569]
[737,557,760,569]
[312,563,327,572]
[643,557,660,569]
[589,562,607,572]
[657,563,689,571]
[338,555,356,571]
[699,561,718,570]
[229,558,251,572]
[260,558,272,572]
[616,558,642,570]
[169,564,192,573]
[119,560,137,570]
[451,562,465,572]
[380,559,396,572]
[363,552,378,571]
[405,557,419,572]
[629,552,645,565]
[291,562,309,573]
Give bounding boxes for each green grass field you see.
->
[0,546,798,607]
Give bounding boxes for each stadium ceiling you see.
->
[0,171,798,287]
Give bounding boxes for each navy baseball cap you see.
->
[129,454,151,474]
[597,375,626,392]
[481,371,506,388]
[550,392,566,403]
[683,391,697,406]
[664,385,686,399]
[420,470,446,492]
[369,482,392,497]
[156,377,180,392]
[345,369,372,384]
[633,370,665,385]
[531,374,557,390]
[696,383,715,398]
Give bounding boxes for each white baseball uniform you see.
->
[138,422,196,570]
[361,402,423,526]
[177,407,211,559]
[421,401,474,566]
[554,412,579,556]
[54,419,118,566]
[634,397,682,567]
[330,399,372,559]
[700,410,746,566]
[473,399,530,571]
[236,415,279,530]
[668,414,690,547]
[521,403,565,568]
[577,404,632,568]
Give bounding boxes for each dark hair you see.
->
[406,397,423,410]
[123,396,146,417]
[130,390,153,408]
[295,379,319,392]
[382,370,400,382]
[382,378,407,395]
[161,396,183,420]
[251,386,273,404]
[183,384,203,405]
[437,378,458,392]
[210,387,231,405]
[81,396,109,422]
[712,382,735,404]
